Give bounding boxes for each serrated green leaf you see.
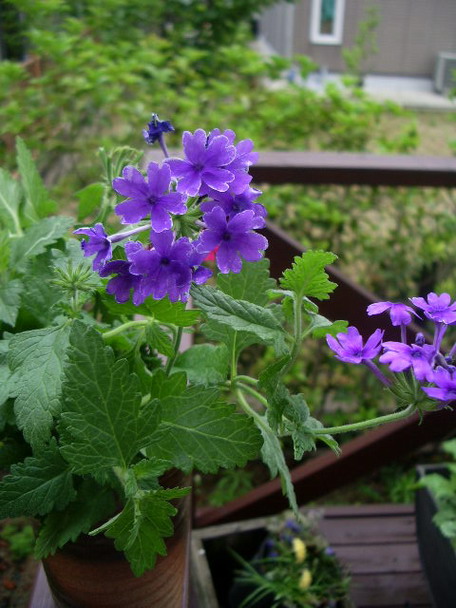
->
[258,355,292,430]
[102,296,200,327]
[59,322,161,473]
[147,385,262,473]
[16,137,56,221]
[95,492,177,576]
[300,417,341,456]
[0,439,75,518]
[34,479,115,559]
[0,279,23,326]
[145,323,174,358]
[21,252,64,325]
[11,216,73,266]
[307,315,348,339]
[0,364,11,407]
[280,250,338,300]
[0,168,22,234]
[259,424,298,514]
[201,319,257,358]
[8,324,71,448]
[216,259,276,306]
[76,182,104,221]
[174,344,229,385]
[192,285,287,355]
[149,369,187,399]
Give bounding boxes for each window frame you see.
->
[309,0,346,45]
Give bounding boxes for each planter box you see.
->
[415,464,456,607]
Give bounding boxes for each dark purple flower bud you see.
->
[422,366,456,404]
[143,113,174,145]
[367,301,417,326]
[410,293,456,325]
[74,223,112,271]
[196,207,268,274]
[379,341,435,382]
[113,163,187,232]
[284,520,302,533]
[99,257,143,305]
[415,333,426,346]
[326,326,383,364]
[165,129,237,197]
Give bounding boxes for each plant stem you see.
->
[235,375,258,386]
[236,382,269,408]
[165,326,183,374]
[102,320,147,339]
[236,388,270,434]
[311,403,416,436]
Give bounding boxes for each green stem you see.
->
[102,320,147,340]
[235,375,258,386]
[236,382,269,409]
[312,403,416,436]
[230,333,238,385]
[235,388,270,434]
[165,326,183,374]
[281,294,303,378]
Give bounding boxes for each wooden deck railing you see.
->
[194,151,456,527]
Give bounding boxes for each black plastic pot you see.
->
[415,464,456,607]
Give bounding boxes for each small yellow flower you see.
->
[298,568,312,590]
[292,538,306,563]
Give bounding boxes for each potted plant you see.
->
[0,114,455,607]
[416,438,456,607]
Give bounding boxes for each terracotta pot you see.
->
[42,470,191,608]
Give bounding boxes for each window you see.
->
[310,0,345,45]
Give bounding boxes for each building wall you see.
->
[265,0,456,77]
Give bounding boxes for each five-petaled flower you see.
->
[326,326,383,364]
[422,366,456,404]
[367,301,417,326]
[73,223,112,270]
[379,341,435,382]
[410,292,456,325]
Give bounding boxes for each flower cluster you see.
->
[75,117,268,303]
[326,292,456,406]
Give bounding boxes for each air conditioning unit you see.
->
[434,52,456,95]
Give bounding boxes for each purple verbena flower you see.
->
[165,129,237,197]
[208,129,258,194]
[74,223,112,271]
[379,341,435,382]
[201,187,266,227]
[367,301,417,326]
[326,326,383,364]
[142,113,174,145]
[99,256,143,305]
[127,230,193,302]
[196,207,268,274]
[410,293,456,325]
[188,247,212,286]
[113,163,186,232]
[422,366,456,404]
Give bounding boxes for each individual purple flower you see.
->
[113,163,186,232]
[127,230,193,302]
[410,292,456,325]
[188,247,212,286]
[74,223,112,271]
[208,129,258,194]
[201,187,266,227]
[142,113,174,145]
[99,257,143,305]
[379,341,435,382]
[196,207,268,274]
[326,326,383,364]
[165,129,237,197]
[367,301,417,326]
[422,366,456,404]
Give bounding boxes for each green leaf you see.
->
[34,479,115,559]
[11,216,73,266]
[147,385,262,473]
[300,417,341,456]
[216,259,276,306]
[149,369,187,399]
[443,439,456,461]
[309,316,348,339]
[259,423,298,514]
[59,322,161,474]
[0,168,22,234]
[0,279,23,326]
[280,250,338,300]
[0,439,75,518]
[174,344,229,385]
[0,365,11,407]
[102,296,200,327]
[21,252,64,325]
[192,285,287,355]
[16,137,56,221]
[201,319,258,358]
[76,182,104,221]
[145,323,174,358]
[93,492,178,577]
[258,355,292,430]
[8,324,71,448]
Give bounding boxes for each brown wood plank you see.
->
[350,572,432,607]
[334,542,422,574]
[317,514,417,546]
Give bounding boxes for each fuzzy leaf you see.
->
[309,316,348,338]
[0,279,23,326]
[174,344,229,385]
[21,252,64,325]
[147,385,262,473]
[216,259,276,306]
[11,216,73,266]
[145,323,174,358]
[192,285,287,354]
[59,322,161,474]
[0,440,75,518]
[280,250,337,300]
[102,296,200,327]
[8,324,71,448]
[34,479,115,559]
[76,182,104,221]
[16,137,56,221]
